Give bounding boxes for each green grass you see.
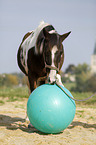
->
[64,83,96,107]
[0,100,4,105]
[0,86,29,102]
[64,82,76,90]
[72,92,96,106]
[0,86,96,107]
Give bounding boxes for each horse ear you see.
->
[60,31,71,42]
[43,28,50,39]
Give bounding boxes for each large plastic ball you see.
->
[27,84,76,134]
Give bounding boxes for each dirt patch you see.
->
[0,98,96,145]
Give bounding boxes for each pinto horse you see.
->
[17,21,71,93]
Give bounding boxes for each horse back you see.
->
[17,31,33,75]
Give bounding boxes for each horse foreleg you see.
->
[26,71,37,127]
[28,71,37,93]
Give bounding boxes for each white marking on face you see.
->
[49,30,56,34]
[51,45,58,67]
[48,45,58,83]
[48,70,56,83]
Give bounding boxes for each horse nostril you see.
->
[46,68,50,73]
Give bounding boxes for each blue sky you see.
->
[0,0,96,73]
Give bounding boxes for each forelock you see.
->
[49,33,60,47]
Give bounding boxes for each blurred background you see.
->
[0,0,96,94]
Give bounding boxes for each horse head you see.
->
[43,28,71,83]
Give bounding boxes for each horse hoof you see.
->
[28,123,33,128]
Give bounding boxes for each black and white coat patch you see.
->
[20,21,56,74]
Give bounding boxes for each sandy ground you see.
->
[0,98,96,145]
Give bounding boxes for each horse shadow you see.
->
[0,114,96,135]
[68,121,96,129]
[0,114,47,135]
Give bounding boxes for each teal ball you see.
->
[27,84,76,134]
